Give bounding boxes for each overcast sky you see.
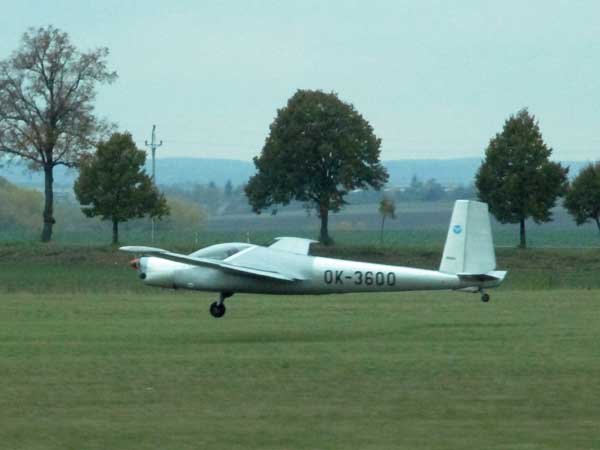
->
[1,0,599,161]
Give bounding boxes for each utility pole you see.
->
[145,125,163,243]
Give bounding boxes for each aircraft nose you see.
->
[129,258,140,271]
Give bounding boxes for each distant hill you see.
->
[0,157,590,189]
[147,158,255,187]
[0,158,256,189]
[0,164,79,189]
[385,158,482,186]
[385,158,589,186]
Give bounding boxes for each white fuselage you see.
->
[139,252,501,295]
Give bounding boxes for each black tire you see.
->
[209,301,226,318]
[481,293,490,303]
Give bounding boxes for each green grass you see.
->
[3,242,600,292]
[1,290,599,449]
[1,242,599,448]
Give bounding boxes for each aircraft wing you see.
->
[119,246,297,282]
[269,237,317,255]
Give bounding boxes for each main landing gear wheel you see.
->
[210,301,226,318]
[481,293,490,303]
[209,292,233,318]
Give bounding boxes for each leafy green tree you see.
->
[378,197,396,244]
[0,26,117,242]
[564,162,600,232]
[74,133,168,244]
[475,109,568,248]
[245,89,388,244]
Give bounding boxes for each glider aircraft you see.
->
[121,200,506,318]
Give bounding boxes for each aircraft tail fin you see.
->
[439,200,497,275]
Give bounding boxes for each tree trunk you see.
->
[319,204,332,245]
[112,219,119,245]
[40,164,54,242]
[595,216,600,233]
[519,218,526,249]
[380,216,386,244]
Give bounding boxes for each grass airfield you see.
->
[1,245,600,449]
[3,292,600,449]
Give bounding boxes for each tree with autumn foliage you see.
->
[0,26,117,241]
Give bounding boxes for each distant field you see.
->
[3,201,599,248]
[205,201,600,247]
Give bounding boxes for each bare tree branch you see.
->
[0,144,43,164]
[0,25,117,241]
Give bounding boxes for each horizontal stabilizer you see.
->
[457,271,507,283]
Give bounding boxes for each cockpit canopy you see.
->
[188,243,253,261]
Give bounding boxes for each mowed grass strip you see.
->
[1,290,599,450]
[3,243,600,292]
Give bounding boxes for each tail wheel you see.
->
[481,293,490,303]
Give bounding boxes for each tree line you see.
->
[243,94,595,248]
[0,174,204,242]
[1,26,600,247]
